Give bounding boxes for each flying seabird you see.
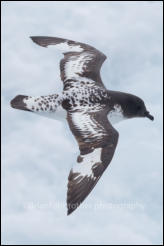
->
[10,36,154,215]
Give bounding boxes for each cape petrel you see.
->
[10,36,154,215]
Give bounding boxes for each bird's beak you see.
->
[144,111,154,121]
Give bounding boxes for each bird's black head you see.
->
[121,94,154,121]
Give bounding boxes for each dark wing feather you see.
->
[30,36,107,88]
[66,109,119,215]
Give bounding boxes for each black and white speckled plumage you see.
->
[10,36,154,215]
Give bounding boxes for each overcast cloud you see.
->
[1,1,163,245]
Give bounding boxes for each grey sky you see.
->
[2,1,163,245]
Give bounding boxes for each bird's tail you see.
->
[10,94,66,120]
[11,95,33,112]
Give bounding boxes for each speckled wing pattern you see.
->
[67,109,119,215]
[30,36,107,88]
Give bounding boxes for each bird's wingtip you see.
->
[67,210,71,216]
[67,207,74,216]
[30,36,48,47]
[67,202,79,216]
[30,36,37,42]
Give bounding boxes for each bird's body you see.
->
[11,36,154,215]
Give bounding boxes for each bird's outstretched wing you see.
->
[30,36,107,88]
[66,108,119,215]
